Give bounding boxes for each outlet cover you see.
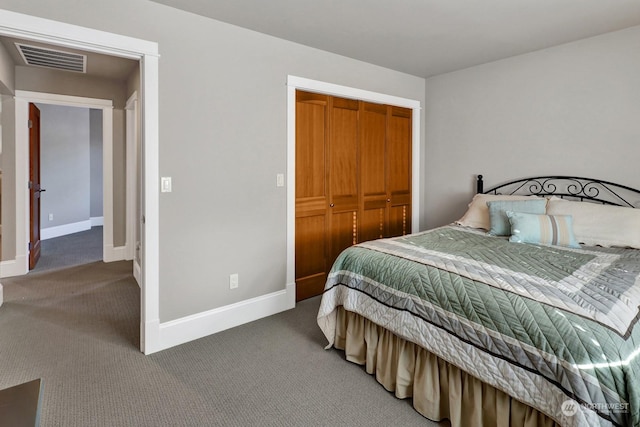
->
[229,273,239,289]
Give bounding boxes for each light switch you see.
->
[161,177,172,192]
[276,173,285,187]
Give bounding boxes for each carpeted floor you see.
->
[31,226,104,273]
[0,260,446,426]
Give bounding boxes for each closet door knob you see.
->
[330,203,335,207]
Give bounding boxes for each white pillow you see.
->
[546,199,640,249]
[456,194,542,230]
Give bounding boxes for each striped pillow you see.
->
[506,211,580,248]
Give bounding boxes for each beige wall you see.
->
[16,66,127,108]
[0,95,15,260]
[89,109,103,219]
[112,108,126,246]
[0,40,14,95]
[0,0,426,322]
[0,40,15,261]
[423,26,640,229]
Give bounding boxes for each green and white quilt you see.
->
[317,225,640,427]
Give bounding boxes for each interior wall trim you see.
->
[41,219,92,240]
[0,255,27,279]
[14,91,117,270]
[156,282,296,352]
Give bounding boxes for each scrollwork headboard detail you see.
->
[476,175,640,208]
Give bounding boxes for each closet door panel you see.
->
[329,98,358,200]
[295,213,327,301]
[387,106,412,236]
[295,95,327,199]
[360,103,386,196]
[360,102,388,242]
[360,204,385,242]
[295,91,329,301]
[388,205,410,238]
[329,211,357,266]
[328,97,359,266]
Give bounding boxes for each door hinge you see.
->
[28,181,33,190]
[28,119,33,129]
[28,242,32,251]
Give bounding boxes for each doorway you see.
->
[0,8,158,354]
[29,103,105,273]
[15,91,116,270]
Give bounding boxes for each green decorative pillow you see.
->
[486,199,547,236]
[506,211,580,248]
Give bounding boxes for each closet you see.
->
[295,90,412,301]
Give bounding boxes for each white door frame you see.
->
[285,75,422,289]
[14,91,117,265]
[125,91,141,283]
[0,9,161,354]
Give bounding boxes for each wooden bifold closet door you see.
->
[295,90,412,301]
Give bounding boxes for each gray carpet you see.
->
[31,227,103,273]
[0,262,445,426]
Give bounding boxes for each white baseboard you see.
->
[41,220,92,240]
[91,216,104,227]
[149,282,296,354]
[103,244,127,263]
[0,255,28,278]
[133,260,141,287]
[41,218,103,240]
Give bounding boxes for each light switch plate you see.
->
[161,177,172,192]
[276,173,284,187]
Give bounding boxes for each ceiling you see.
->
[151,0,640,78]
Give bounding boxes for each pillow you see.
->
[486,199,547,236]
[546,199,640,249]
[456,194,541,230]
[506,211,580,248]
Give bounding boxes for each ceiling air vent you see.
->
[15,43,86,73]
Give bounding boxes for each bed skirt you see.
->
[334,307,560,427]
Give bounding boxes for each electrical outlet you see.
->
[49,213,53,221]
[229,273,239,289]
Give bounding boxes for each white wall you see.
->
[423,26,640,229]
[38,104,91,232]
[0,1,425,324]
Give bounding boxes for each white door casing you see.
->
[125,91,139,271]
[0,9,160,354]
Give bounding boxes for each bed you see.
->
[317,175,640,427]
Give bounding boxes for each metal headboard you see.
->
[476,174,640,208]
